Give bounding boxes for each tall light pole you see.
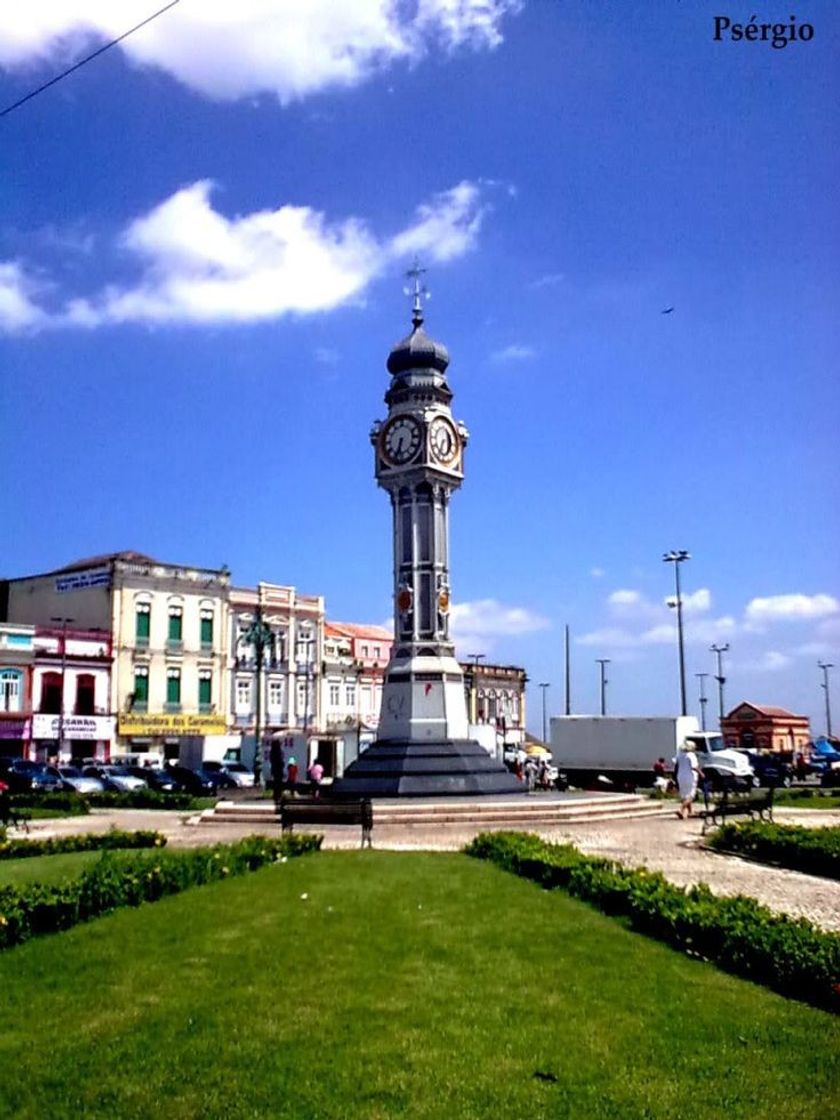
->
[240,604,274,785]
[50,616,73,763]
[663,550,690,716]
[710,642,729,724]
[818,661,834,737]
[596,658,610,716]
[564,624,571,715]
[467,653,485,725]
[539,682,550,744]
[696,672,709,731]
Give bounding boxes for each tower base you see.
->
[331,739,524,798]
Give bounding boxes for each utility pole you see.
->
[539,682,550,744]
[663,550,690,716]
[467,653,485,725]
[50,616,73,763]
[710,642,730,724]
[564,624,571,715]
[818,661,834,737]
[696,672,709,731]
[596,658,610,716]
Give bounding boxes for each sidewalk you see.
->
[12,805,840,933]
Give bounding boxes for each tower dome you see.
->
[386,321,450,375]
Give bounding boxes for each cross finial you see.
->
[404,257,429,328]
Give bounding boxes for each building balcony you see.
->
[199,702,214,714]
[166,639,184,654]
[164,702,182,713]
[132,700,149,713]
[200,640,214,653]
[135,635,150,649]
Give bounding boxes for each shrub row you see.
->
[13,788,207,812]
[708,820,840,881]
[465,831,840,1013]
[0,833,320,950]
[0,828,167,861]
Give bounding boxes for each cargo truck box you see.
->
[549,715,753,788]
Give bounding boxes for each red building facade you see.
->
[721,702,810,754]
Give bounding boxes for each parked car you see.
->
[127,766,183,793]
[737,751,794,789]
[82,765,148,793]
[57,766,106,794]
[0,759,65,794]
[820,764,840,789]
[163,765,221,797]
[202,760,255,788]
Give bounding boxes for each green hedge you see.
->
[708,820,840,881]
[0,833,320,951]
[465,831,840,1013]
[10,791,89,815]
[0,828,166,861]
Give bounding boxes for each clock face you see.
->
[428,417,459,465]
[382,416,422,465]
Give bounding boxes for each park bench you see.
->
[278,796,373,848]
[701,779,775,835]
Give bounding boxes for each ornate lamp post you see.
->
[539,682,550,744]
[663,550,690,716]
[240,605,274,785]
[50,616,73,763]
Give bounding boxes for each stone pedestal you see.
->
[332,738,521,797]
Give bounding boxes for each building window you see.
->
[75,674,95,715]
[198,670,212,710]
[0,669,22,712]
[296,680,308,716]
[373,646,381,660]
[200,609,214,648]
[361,645,369,657]
[40,671,62,714]
[236,678,251,710]
[295,630,314,664]
[329,681,340,706]
[168,606,183,645]
[268,679,284,710]
[135,602,150,646]
[133,666,149,710]
[345,683,357,708]
[166,668,181,710]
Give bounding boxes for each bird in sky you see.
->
[661,306,675,314]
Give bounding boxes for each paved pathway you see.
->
[14,805,840,933]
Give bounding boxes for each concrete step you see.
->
[200,795,671,828]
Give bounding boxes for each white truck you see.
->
[549,715,753,789]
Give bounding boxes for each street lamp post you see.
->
[539,682,550,744]
[818,661,834,737]
[696,672,709,731]
[596,658,610,716]
[467,653,485,724]
[240,605,274,785]
[50,616,73,763]
[710,642,730,724]
[663,550,690,716]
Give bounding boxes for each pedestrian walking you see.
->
[673,742,703,818]
[287,756,299,791]
[308,758,324,798]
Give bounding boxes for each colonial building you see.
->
[230,582,324,772]
[461,660,527,751]
[1,552,231,762]
[30,624,113,762]
[0,622,34,755]
[721,702,810,754]
[320,621,393,773]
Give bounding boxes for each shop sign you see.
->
[31,714,115,741]
[55,566,112,593]
[118,713,227,736]
[0,718,30,739]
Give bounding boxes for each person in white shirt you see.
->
[673,743,703,819]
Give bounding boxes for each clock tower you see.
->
[333,266,521,796]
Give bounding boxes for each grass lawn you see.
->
[0,849,109,886]
[775,789,840,810]
[0,851,838,1119]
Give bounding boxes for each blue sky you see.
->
[1,1,838,732]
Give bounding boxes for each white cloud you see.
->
[0,1,521,104]
[450,599,549,637]
[680,588,712,615]
[745,593,839,625]
[490,344,536,362]
[738,651,793,672]
[0,262,47,332]
[576,627,639,649]
[6,179,490,331]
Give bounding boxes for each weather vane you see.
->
[403,257,430,327]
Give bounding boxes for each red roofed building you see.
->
[320,621,393,773]
[721,702,810,754]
